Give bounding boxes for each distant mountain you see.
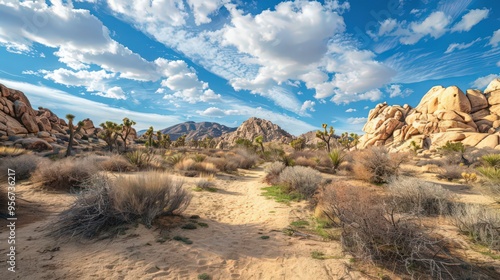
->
[218,117,293,144]
[159,121,236,141]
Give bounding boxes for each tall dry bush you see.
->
[278,166,322,198]
[100,154,135,172]
[452,203,500,250]
[352,147,409,184]
[264,161,285,185]
[31,156,99,190]
[52,172,191,238]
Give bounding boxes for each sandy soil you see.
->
[0,166,362,280]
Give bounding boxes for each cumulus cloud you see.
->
[345,108,356,113]
[300,100,316,113]
[471,74,500,89]
[451,8,489,32]
[331,89,384,104]
[386,84,413,98]
[39,68,115,92]
[196,107,239,117]
[94,86,127,100]
[187,0,226,25]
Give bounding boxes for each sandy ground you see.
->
[0,166,362,280]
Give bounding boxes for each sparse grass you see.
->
[0,154,49,181]
[181,223,197,230]
[31,156,99,191]
[194,178,217,192]
[290,220,309,228]
[261,185,303,204]
[198,273,210,280]
[388,177,455,216]
[173,235,193,244]
[278,166,322,198]
[452,203,500,250]
[51,172,191,238]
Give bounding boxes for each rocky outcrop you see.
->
[218,117,293,145]
[359,79,500,151]
[160,121,236,141]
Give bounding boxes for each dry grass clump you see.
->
[174,158,219,175]
[124,150,156,169]
[100,154,135,172]
[0,154,49,181]
[294,156,317,168]
[278,166,322,198]
[0,146,29,157]
[227,148,259,169]
[264,161,285,185]
[166,153,185,166]
[52,172,191,238]
[319,183,459,279]
[352,147,409,184]
[452,203,500,250]
[436,164,466,181]
[388,177,455,216]
[195,177,216,192]
[31,156,99,191]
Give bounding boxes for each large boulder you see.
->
[437,86,471,113]
[485,78,500,94]
[467,89,489,113]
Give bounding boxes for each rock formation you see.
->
[359,79,500,150]
[160,121,236,141]
[217,117,293,145]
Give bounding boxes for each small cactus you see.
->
[461,172,477,184]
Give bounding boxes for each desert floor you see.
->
[0,165,369,280]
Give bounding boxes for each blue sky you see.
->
[0,0,499,135]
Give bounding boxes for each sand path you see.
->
[1,166,358,280]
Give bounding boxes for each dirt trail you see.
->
[1,166,360,280]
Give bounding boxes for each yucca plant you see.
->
[481,154,500,169]
[328,149,346,172]
[477,166,500,183]
[125,150,155,169]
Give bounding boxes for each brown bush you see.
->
[0,154,49,181]
[226,148,259,169]
[174,158,219,175]
[278,166,322,198]
[352,147,409,184]
[52,172,191,238]
[100,154,136,172]
[436,165,466,181]
[264,161,286,185]
[294,156,317,168]
[31,156,100,191]
[452,203,500,250]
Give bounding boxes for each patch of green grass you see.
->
[261,185,303,204]
[473,244,500,260]
[260,235,270,240]
[314,218,334,240]
[198,273,211,280]
[181,223,197,230]
[197,222,209,228]
[190,215,200,219]
[194,187,218,192]
[311,250,326,260]
[173,235,193,244]
[290,220,309,228]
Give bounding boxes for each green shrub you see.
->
[481,154,500,168]
[477,167,500,183]
[439,141,465,154]
[327,149,345,172]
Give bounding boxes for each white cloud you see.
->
[331,89,384,104]
[300,100,316,113]
[471,74,500,89]
[187,0,226,25]
[451,8,489,32]
[386,84,413,98]
[490,29,500,47]
[94,86,127,100]
[364,106,370,110]
[346,117,368,125]
[345,108,356,113]
[378,19,397,36]
[196,107,239,117]
[406,11,450,43]
[445,38,480,53]
[107,0,188,27]
[40,68,115,92]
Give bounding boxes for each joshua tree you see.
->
[117,117,136,151]
[160,133,171,149]
[99,121,122,152]
[339,132,360,150]
[174,134,186,147]
[65,114,84,157]
[144,126,154,148]
[254,135,265,154]
[316,124,335,153]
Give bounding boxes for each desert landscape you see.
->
[1,78,500,280]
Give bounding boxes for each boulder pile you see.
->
[359,79,500,150]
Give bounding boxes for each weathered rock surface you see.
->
[218,117,293,145]
[359,80,500,150]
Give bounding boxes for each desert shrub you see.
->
[352,147,409,184]
[31,156,99,191]
[192,154,206,163]
[264,161,285,185]
[477,166,500,183]
[320,183,458,279]
[166,153,185,166]
[174,158,196,171]
[195,177,216,192]
[278,154,295,167]
[436,165,467,181]
[388,177,454,216]
[0,146,29,157]
[452,204,500,250]
[100,154,135,172]
[204,156,234,172]
[125,150,155,169]
[294,156,317,168]
[52,172,191,238]
[174,158,218,175]
[228,148,259,169]
[481,154,500,168]
[278,166,322,198]
[327,149,345,172]
[0,154,49,181]
[439,141,465,154]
